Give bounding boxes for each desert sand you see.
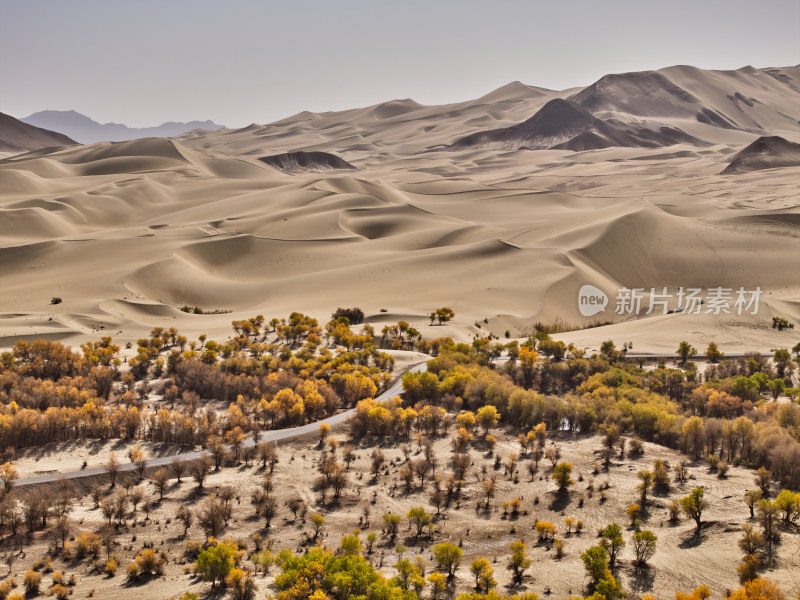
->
[1,64,799,355]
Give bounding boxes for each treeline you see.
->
[375,338,800,488]
[265,539,786,600]
[0,312,393,452]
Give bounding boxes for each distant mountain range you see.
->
[20,110,225,144]
[452,65,800,151]
[0,112,77,154]
[179,64,800,161]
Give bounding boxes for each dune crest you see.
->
[1,64,799,351]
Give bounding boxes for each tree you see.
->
[192,454,213,489]
[552,462,574,491]
[744,489,762,518]
[637,470,653,505]
[393,557,424,593]
[433,542,462,577]
[774,490,800,525]
[151,468,169,501]
[682,416,704,459]
[225,427,245,461]
[705,342,724,362]
[106,452,120,487]
[773,349,792,378]
[195,542,238,588]
[599,523,625,569]
[469,558,496,593]
[756,500,780,552]
[370,449,385,479]
[227,568,257,600]
[728,578,787,600]
[430,308,455,326]
[581,545,609,585]
[755,467,772,496]
[171,457,187,483]
[677,341,696,363]
[340,534,363,557]
[681,487,708,533]
[318,423,331,444]
[738,524,765,556]
[632,530,657,566]
[476,405,500,436]
[0,462,18,494]
[197,496,226,538]
[383,512,401,538]
[508,540,530,583]
[427,572,447,599]
[176,505,192,536]
[407,507,432,537]
[310,512,325,539]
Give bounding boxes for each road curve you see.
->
[10,350,774,488]
[13,361,429,489]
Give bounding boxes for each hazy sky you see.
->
[1,0,798,128]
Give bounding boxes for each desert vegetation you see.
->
[0,318,797,599]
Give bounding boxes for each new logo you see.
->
[578,284,608,317]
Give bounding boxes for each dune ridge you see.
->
[1,64,799,352]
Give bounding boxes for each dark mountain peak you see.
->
[722,135,800,174]
[258,151,356,173]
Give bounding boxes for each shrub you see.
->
[23,570,41,595]
[332,308,365,325]
[227,568,257,600]
[104,559,117,577]
[76,531,102,558]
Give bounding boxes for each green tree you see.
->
[599,523,625,568]
[433,542,462,578]
[383,512,401,539]
[469,558,496,593]
[195,542,238,588]
[552,462,574,491]
[677,341,697,364]
[705,342,724,362]
[681,487,708,533]
[632,530,657,566]
[340,534,363,556]
[774,490,800,525]
[407,507,432,537]
[581,545,609,584]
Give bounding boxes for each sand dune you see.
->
[1,64,799,352]
[0,112,76,154]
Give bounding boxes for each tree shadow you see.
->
[548,489,571,512]
[677,523,711,548]
[626,564,656,593]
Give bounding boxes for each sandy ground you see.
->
[0,65,798,354]
[2,427,799,599]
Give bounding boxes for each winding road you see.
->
[10,350,782,488]
[12,361,429,489]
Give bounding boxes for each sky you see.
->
[1,0,798,129]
